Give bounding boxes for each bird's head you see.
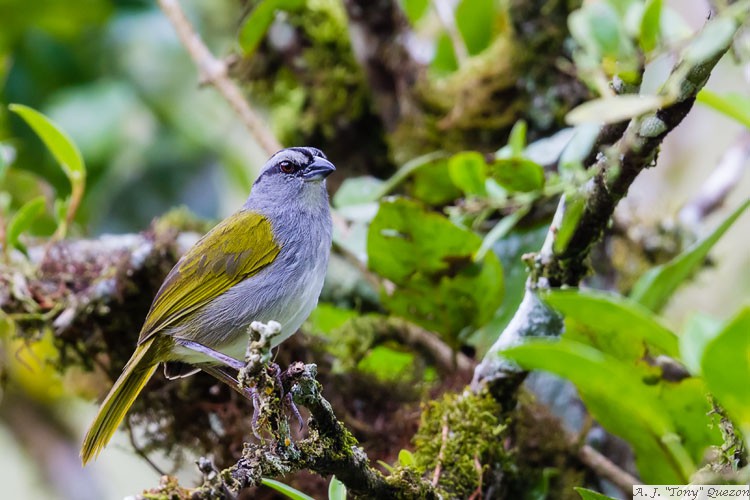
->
[249,147,336,208]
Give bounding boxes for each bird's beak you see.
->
[303,157,336,181]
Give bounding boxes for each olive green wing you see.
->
[138,210,280,344]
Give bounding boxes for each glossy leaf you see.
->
[333,176,385,207]
[575,488,617,500]
[410,159,462,205]
[448,151,487,196]
[456,0,496,55]
[7,196,46,254]
[701,307,750,442]
[508,120,527,157]
[368,198,503,341]
[630,198,750,312]
[398,449,416,467]
[400,0,430,24]
[9,104,85,183]
[503,339,693,483]
[489,157,544,193]
[553,192,585,254]
[238,0,304,56]
[679,314,722,375]
[260,478,315,500]
[544,289,678,360]
[697,89,750,128]
[639,0,663,53]
[566,95,663,126]
[683,16,738,66]
[328,476,346,500]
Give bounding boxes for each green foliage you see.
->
[639,0,663,53]
[260,478,315,500]
[630,198,750,312]
[575,487,617,500]
[9,103,86,238]
[238,0,305,56]
[367,198,503,345]
[565,95,663,125]
[506,286,750,483]
[6,195,46,254]
[697,89,750,128]
[328,476,346,500]
[702,308,750,446]
[544,290,678,359]
[448,152,487,197]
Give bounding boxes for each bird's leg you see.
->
[173,338,244,371]
[200,364,263,439]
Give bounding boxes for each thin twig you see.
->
[679,130,750,226]
[578,444,639,496]
[467,454,483,500]
[432,415,450,487]
[157,0,281,156]
[125,417,167,476]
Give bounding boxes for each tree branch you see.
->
[188,362,437,499]
[157,0,282,156]
[474,6,745,386]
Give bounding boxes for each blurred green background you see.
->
[0,0,748,498]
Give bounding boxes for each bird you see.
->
[80,146,335,464]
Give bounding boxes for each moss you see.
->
[413,389,508,498]
[140,475,193,500]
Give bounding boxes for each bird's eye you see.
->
[279,160,295,174]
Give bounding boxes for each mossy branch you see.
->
[177,362,437,500]
[474,4,745,390]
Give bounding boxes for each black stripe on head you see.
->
[255,147,326,184]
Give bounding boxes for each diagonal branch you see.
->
[157,0,281,156]
[474,5,746,386]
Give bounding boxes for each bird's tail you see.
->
[80,339,159,464]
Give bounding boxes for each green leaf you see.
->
[400,0,430,24]
[565,95,663,125]
[504,339,693,483]
[398,449,416,467]
[569,3,633,59]
[639,0,663,53]
[701,307,750,443]
[410,159,462,205]
[697,89,750,128]
[679,314,722,375]
[575,487,617,500]
[489,157,544,193]
[368,198,503,341]
[328,476,347,500]
[683,16,738,66]
[8,104,86,185]
[7,196,46,254]
[377,152,448,199]
[333,176,385,207]
[448,151,488,197]
[238,0,304,56]
[508,120,527,157]
[553,192,585,254]
[630,198,750,312]
[544,289,679,360]
[455,0,496,55]
[261,478,315,500]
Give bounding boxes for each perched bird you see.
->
[80,147,335,464]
